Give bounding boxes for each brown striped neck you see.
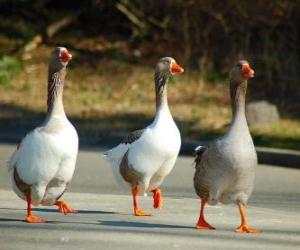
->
[154,71,169,111]
[230,78,248,124]
[47,66,66,117]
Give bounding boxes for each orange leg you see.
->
[236,203,260,233]
[195,197,215,230]
[55,200,77,215]
[131,187,152,216]
[25,193,46,223]
[151,188,163,209]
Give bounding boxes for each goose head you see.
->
[49,47,72,72]
[155,57,184,76]
[230,60,254,83]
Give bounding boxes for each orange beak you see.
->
[241,64,254,78]
[171,62,184,74]
[60,49,72,63]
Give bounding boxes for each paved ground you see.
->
[0,143,299,249]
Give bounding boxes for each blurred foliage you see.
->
[0,0,299,113]
[0,54,21,87]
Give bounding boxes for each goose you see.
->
[193,60,259,233]
[105,57,184,216]
[7,47,78,223]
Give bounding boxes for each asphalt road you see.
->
[0,143,299,250]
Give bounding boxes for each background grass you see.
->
[0,45,299,150]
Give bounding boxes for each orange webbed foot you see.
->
[195,218,215,230]
[26,213,46,223]
[134,209,153,216]
[195,197,215,230]
[55,201,77,215]
[236,203,260,233]
[152,188,163,209]
[236,225,260,233]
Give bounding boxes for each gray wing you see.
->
[122,129,145,144]
[193,139,225,199]
[119,150,142,187]
[193,145,210,198]
[13,167,31,196]
[194,145,208,167]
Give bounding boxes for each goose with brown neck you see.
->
[105,57,184,216]
[8,47,78,223]
[193,60,259,233]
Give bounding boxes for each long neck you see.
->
[154,72,169,112]
[47,67,66,117]
[230,79,248,126]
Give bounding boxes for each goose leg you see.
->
[236,203,260,233]
[55,200,77,215]
[195,197,215,230]
[25,192,45,223]
[151,188,163,209]
[132,187,152,216]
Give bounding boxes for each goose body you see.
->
[194,60,259,233]
[9,115,78,206]
[105,57,184,216]
[7,47,78,222]
[107,105,181,192]
[194,121,256,206]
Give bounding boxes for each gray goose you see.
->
[105,57,184,216]
[7,47,78,223]
[194,60,259,233]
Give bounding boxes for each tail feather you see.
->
[103,143,130,188]
[7,149,19,173]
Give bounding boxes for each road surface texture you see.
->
[0,143,299,250]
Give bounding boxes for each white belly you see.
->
[128,116,181,177]
[10,120,78,204]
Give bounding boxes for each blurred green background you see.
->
[0,0,299,149]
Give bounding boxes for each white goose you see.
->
[7,47,78,223]
[105,57,184,216]
[193,60,259,233]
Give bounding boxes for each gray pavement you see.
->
[0,143,300,249]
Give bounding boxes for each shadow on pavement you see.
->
[33,208,116,215]
[0,218,24,222]
[98,220,193,229]
[0,217,67,224]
